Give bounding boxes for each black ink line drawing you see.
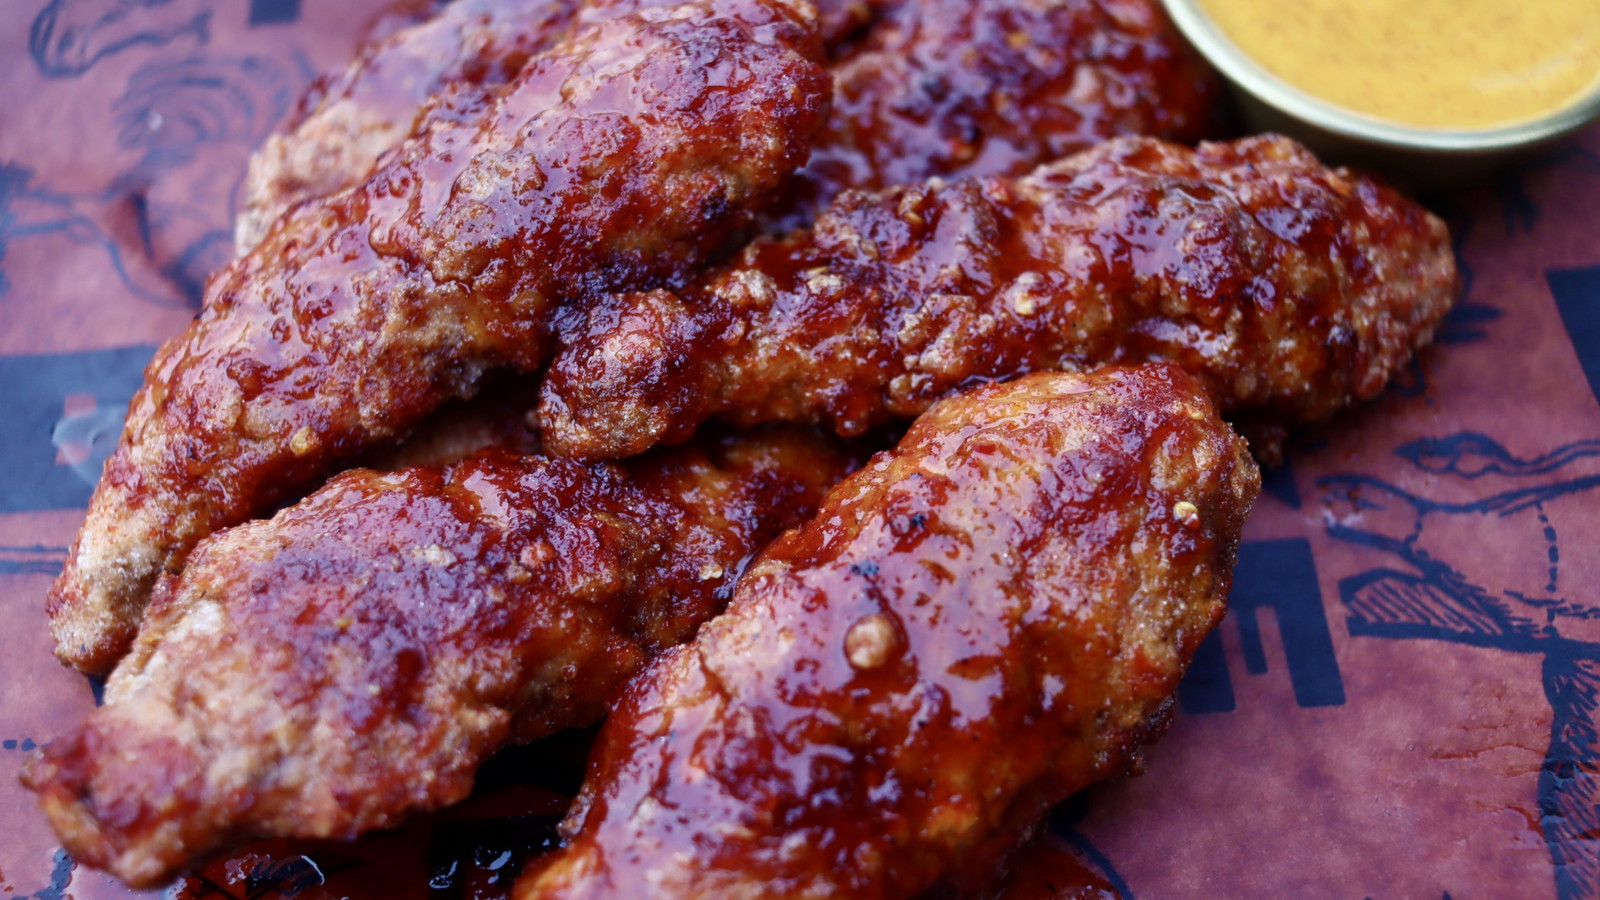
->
[109,53,297,303]
[1260,457,1301,509]
[1548,266,1600,408]
[1178,538,1346,714]
[1486,143,1600,238]
[0,545,68,576]
[1050,795,1137,899]
[1321,432,1600,899]
[1368,192,1499,403]
[1054,829,1135,899]
[1397,432,1600,478]
[247,0,300,26]
[1423,193,1480,320]
[30,0,213,78]
[9,848,73,900]
[0,161,179,305]
[1436,300,1502,347]
[0,54,297,308]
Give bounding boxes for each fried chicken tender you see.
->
[25,428,856,888]
[539,134,1457,462]
[234,0,885,252]
[769,0,1222,229]
[518,364,1260,900]
[48,0,831,674]
[239,0,1218,247]
[235,0,583,253]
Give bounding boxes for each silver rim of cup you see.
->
[1160,0,1600,154]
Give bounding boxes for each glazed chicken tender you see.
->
[48,0,830,674]
[239,0,1220,246]
[540,135,1457,462]
[233,0,858,252]
[235,0,584,253]
[236,0,878,254]
[24,428,856,888]
[519,364,1260,900]
[770,0,1221,228]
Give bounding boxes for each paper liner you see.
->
[2,2,1597,897]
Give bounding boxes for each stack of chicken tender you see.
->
[22,0,1458,895]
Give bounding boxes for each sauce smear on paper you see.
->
[1197,0,1600,129]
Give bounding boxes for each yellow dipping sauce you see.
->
[1196,0,1600,130]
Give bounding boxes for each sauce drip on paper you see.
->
[1197,0,1600,129]
[170,832,1124,900]
[975,833,1125,900]
[158,721,1128,899]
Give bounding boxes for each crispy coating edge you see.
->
[235,0,586,254]
[520,363,1259,900]
[48,0,831,674]
[25,429,856,887]
[539,134,1457,462]
[768,0,1223,229]
[239,0,1221,246]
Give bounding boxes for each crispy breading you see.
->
[234,0,584,253]
[518,364,1259,899]
[238,0,1219,247]
[539,135,1457,461]
[233,0,877,253]
[48,0,831,674]
[25,428,856,888]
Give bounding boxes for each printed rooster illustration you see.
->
[30,0,213,78]
[1,52,295,308]
[1321,432,1600,899]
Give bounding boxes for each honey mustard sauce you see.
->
[1197,0,1600,129]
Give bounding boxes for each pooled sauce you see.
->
[977,832,1125,900]
[1197,0,1600,129]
